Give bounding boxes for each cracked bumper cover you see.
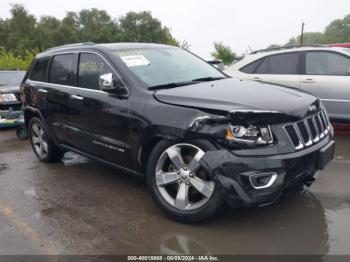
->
[200,138,335,208]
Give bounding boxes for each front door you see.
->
[69,52,132,167]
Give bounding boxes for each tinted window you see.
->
[78,53,113,90]
[254,53,299,74]
[255,58,269,74]
[268,53,299,74]
[30,59,49,82]
[240,60,261,74]
[49,54,74,85]
[306,52,350,76]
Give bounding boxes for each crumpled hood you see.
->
[154,78,319,119]
[0,84,20,94]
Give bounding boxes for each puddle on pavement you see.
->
[0,163,9,172]
[61,152,90,167]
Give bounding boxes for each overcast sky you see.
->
[1,0,349,59]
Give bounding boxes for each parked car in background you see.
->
[327,43,350,48]
[0,70,25,128]
[225,46,350,122]
[22,43,334,222]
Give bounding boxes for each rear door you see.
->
[45,53,79,145]
[242,52,302,88]
[25,58,51,125]
[300,51,350,121]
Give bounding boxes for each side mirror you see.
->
[207,60,225,71]
[99,73,128,96]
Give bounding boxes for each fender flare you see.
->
[24,106,59,145]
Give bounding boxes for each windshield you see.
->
[113,47,225,88]
[0,71,25,86]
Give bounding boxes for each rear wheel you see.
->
[29,117,62,162]
[146,140,223,223]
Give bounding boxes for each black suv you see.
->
[21,43,335,222]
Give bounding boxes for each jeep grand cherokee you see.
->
[21,43,335,222]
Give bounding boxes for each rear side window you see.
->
[306,51,350,76]
[78,53,113,90]
[240,60,261,74]
[30,59,49,82]
[49,54,74,85]
[254,52,299,75]
[255,58,269,74]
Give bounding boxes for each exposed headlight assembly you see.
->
[0,94,17,103]
[226,124,273,146]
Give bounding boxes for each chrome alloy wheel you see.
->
[155,143,215,211]
[31,123,48,159]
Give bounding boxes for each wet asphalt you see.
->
[0,129,350,255]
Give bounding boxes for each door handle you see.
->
[253,77,261,81]
[302,78,315,84]
[71,95,84,100]
[38,89,48,93]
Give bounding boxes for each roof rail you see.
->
[45,42,95,51]
[250,44,327,54]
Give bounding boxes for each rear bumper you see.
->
[200,138,335,208]
[0,110,24,128]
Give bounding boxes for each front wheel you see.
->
[146,140,223,223]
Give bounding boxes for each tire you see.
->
[146,139,223,223]
[29,117,62,162]
[16,125,29,140]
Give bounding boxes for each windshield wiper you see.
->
[148,76,226,90]
[190,76,226,82]
[148,81,195,90]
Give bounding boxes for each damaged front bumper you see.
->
[0,110,24,128]
[200,138,335,208]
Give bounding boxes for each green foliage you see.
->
[0,46,37,70]
[285,32,326,46]
[0,4,180,69]
[323,14,350,43]
[282,13,350,47]
[119,11,177,45]
[211,42,236,66]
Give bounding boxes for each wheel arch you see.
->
[24,106,58,145]
[139,133,219,172]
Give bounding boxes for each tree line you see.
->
[268,13,350,48]
[0,4,349,70]
[0,4,181,69]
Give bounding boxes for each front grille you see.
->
[284,110,330,150]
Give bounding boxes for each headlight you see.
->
[226,124,273,146]
[0,94,17,102]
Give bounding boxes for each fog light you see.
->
[249,172,277,189]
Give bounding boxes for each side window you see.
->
[306,52,350,76]
[240,60,261,74]
[268,53,299,74]
[78,53,113,90]
[30,58,49,82]
[254,53,299,75]
[49,54,74,85]
[255,57,269,74]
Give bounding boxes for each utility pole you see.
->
[300,21,305,46]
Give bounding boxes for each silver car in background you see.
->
[225,46,350,122]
